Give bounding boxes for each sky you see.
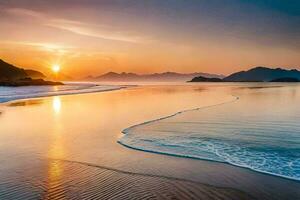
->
[0,0,299,77]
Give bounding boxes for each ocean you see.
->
[0,82,123,103]
[119,83,300,181]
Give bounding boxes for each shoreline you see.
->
[117,86,300,183]
[0,84,127,104]
[119,93,300,183]
[0,84,299,199]
[119,137,300,183]
[2,84,299,183]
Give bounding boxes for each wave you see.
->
[119,94,300,182]
[122,96,239,135]
[0,83,125,103]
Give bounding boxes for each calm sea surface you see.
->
[0,83,299,199]
[120,83,300,181]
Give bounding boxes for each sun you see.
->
[52,65,60,73]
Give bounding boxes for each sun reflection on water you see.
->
[45,96,66,198]
[52,96,61,114]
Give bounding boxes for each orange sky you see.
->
[0,1,299,78]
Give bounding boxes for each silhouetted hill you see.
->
[0,59,63,86]
[224,67,300,82]
[25,69,46,79]
[0,59,47,80]
[90,71,224,82]
[0,59,28,80]
[189,76,223,82]
[270,77,300,82]
[0,78,63,86]
[189,66,300,82]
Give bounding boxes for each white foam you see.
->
[119,93,300,182]
[0,83,125,103]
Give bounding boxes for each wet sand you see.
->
[0,84,299,199]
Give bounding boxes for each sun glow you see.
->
[52,65,60,73]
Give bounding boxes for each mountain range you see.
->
[190,66,300,82]
[86,72,225,82]
[224,67,300,82]
[2,58,299,84]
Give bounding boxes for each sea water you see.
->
[0,82,122,103]
[119,84,300,181]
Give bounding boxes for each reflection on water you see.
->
[46,97,65,199]
[52,96,61,114]
[0,84,299,199]
[53,86,59,92]
[8,99,43,107]
[120,84,300,181]
[0,84,231,171]
[44,161,66,199]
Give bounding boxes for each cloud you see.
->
[5,7,43,18]
[46,19,144,43]
[3,7,148,43]
[0,40,73,55]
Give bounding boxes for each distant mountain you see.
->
[223,67,300,82]
[25,69,46,79]
[89,71,224,82]
[270,77,300,82]
[0,59,47,80]
[0,59,62,86]
[189,66,300,82]
[0,59,28,80]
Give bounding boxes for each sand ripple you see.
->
[0,158,253,200]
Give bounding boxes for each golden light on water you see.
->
[52,64,60,73]
[46,98,65,199]
[52,96,61,114]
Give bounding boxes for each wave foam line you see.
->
[120,95,239,136]
[118,95,300,182]
[0,85,127,104]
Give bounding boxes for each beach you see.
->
[0,84,299,200]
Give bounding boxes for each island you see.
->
[190,66,300,83]
[188,76,223,82]
[0,59,63,86]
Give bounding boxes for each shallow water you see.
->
[0,83,299,199]
[0,85,244,199]
[0,82,122,103]
[120,84,300,181]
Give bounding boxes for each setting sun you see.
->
[0,1,299,199]
[52,65,60,73]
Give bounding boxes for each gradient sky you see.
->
[0,0,299,77]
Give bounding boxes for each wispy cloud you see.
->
[5,7,43,18]
[47,19,144,43]
[1,41,73,54]
[4,7,147,43]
